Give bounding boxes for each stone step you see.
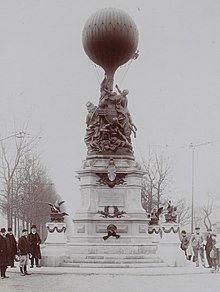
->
[61,253,166,268]
[64,258,163,264]
[61,262,168,268]
[65,253,158,260]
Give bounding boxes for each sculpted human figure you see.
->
[84,101,102,152]
[115,84,137,142]
[99,73,114,102]
[85,101,98,127]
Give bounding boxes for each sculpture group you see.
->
[85,82,137,155]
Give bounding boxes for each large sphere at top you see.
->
[82,8,139,73]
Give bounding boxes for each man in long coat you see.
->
[6,227,17,268]
[0,228,10,279]
[27,225,41,268]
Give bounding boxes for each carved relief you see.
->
[97,206,126,218]
[96,173,126,188]
[103,224,120,240]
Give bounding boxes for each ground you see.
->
[1,266,220,292]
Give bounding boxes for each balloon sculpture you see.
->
[82,8,139,156]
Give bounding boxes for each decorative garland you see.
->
[148,226,161,234]
[148,225,180,234]
[162,226,179,233]
[47,226,66,233]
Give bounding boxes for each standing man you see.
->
[190,227,205,267]
[18,229,31,276]
[205,228,213,268]
[180,230,190,258]
[0,228,10,279]
[28,225,41,268]
[6,227,17,268]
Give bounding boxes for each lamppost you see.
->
[189,141,211,234]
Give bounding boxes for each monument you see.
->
[42,7,185,268]
[64,8,164,268]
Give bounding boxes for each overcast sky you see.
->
[1,0,220,220]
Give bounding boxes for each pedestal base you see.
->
[62,241,166,268]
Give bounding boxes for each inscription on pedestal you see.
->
[96,224,128,233]
[98,189,125,207]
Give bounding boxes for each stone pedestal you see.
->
[66,157,162,267]
[157,223,187,267]
[41,222,67,267]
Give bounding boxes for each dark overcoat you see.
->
[18,236,30,255]
[6,233,17,255]
[0,235,10,266]
[205,234,212,252]
[27,233,41,258]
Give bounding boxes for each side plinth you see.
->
[157,223,188,267]
[41,222,67,267]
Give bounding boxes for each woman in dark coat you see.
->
[0,228,10,279]
[27,225,41,268]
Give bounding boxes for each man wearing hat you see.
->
[0,228,10,279]
[18,229,31,276]
[27,225,41,268]
[6,227,17,268]
[190,227,205,267]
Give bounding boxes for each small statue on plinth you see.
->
[165,200,177,223]
[149,207,163,225]
[103,224,120,240]
[46,200,69,223]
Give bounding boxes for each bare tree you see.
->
[0,131,39,227]
[141,152,171,213]
[15,153,58,239]
[0,130,58,239]
[193,198,214,230]
[175,198,191,227]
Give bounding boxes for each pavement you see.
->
[1,264,220,292]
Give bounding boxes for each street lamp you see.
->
[189,141,211,234]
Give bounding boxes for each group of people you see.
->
[0,224,41,279]
[180,227,220,272]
